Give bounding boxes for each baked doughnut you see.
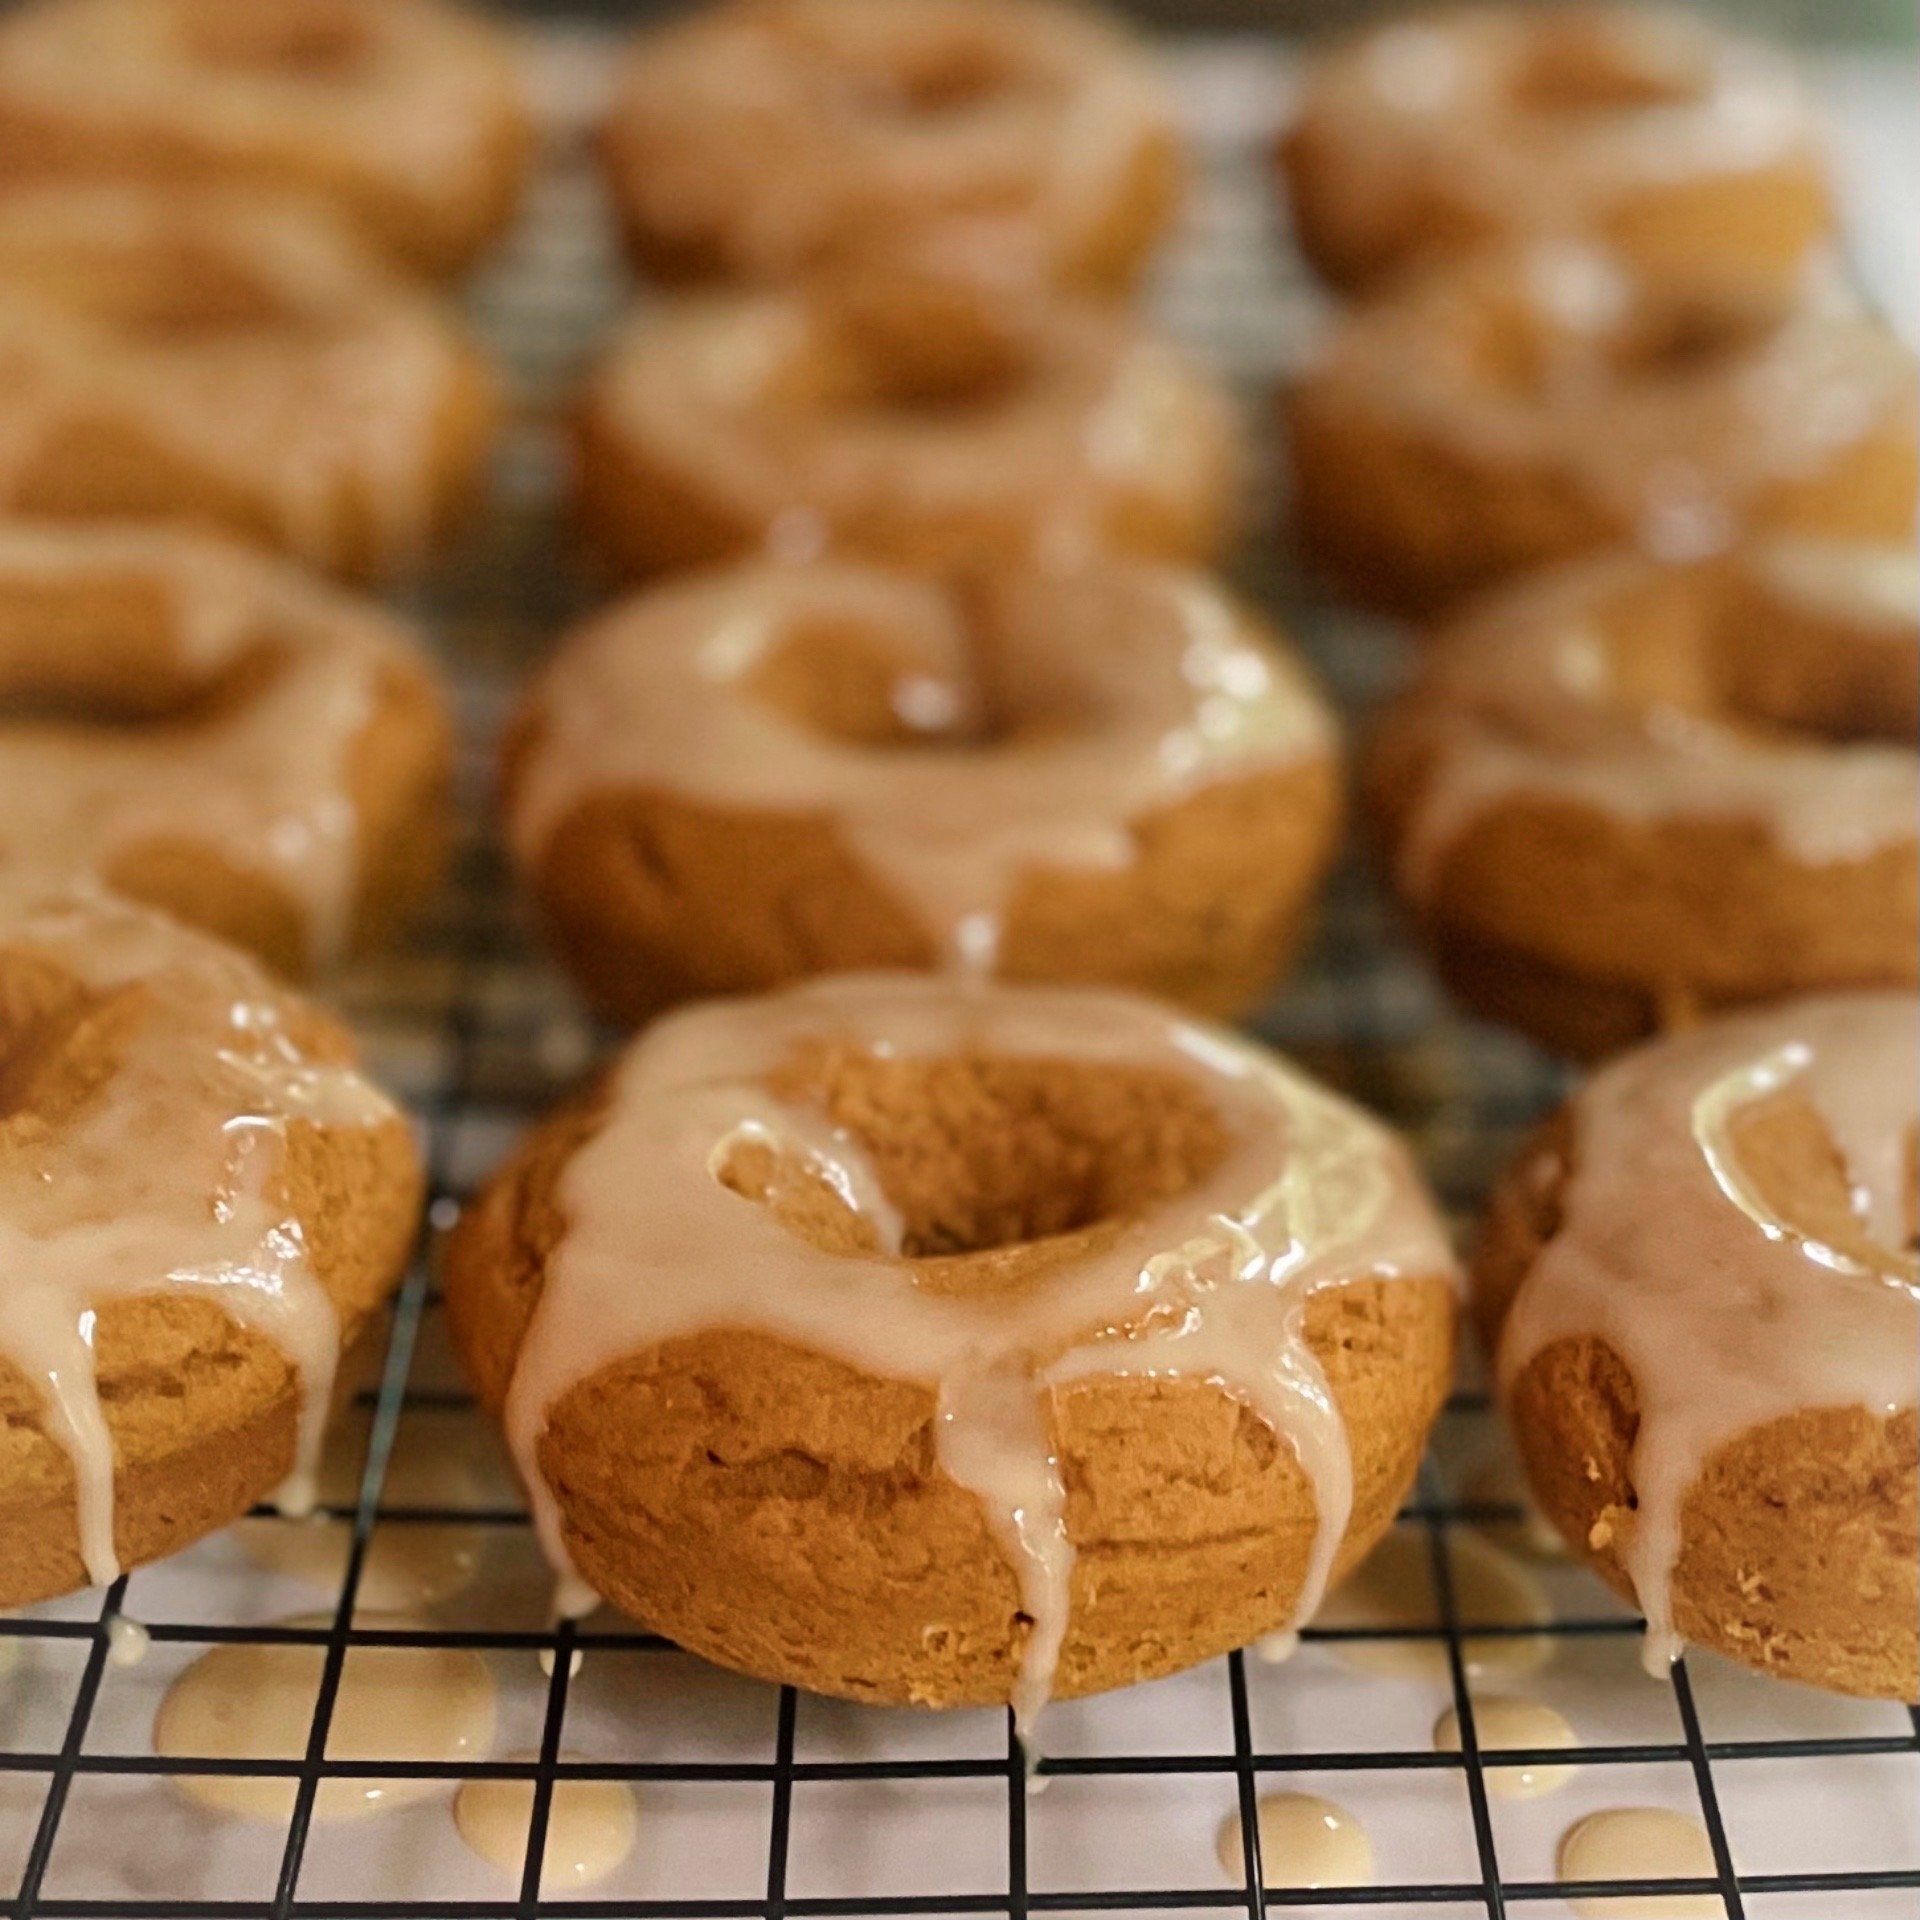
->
[1280,6,1832,302]
[1286,245,1916,612]
[0,183,500,579]
[1475,992,1918,1698]
[444,974,1459,1722]
[1367,543,1918,1058]
[504,557,1341,1022]
[0,0,530,279]
[573,269,1242,579]
[0,522,454,976]
[0,882,422,1607]
[599,0,1182,292]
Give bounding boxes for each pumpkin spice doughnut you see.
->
[0,0,531,280]
[573,267,1242,580]
[0,182,500,579]
[1279,5,1832,302]
[1285,244,1917,613]
[0,882,422,1607]
[1475,993,1918,1698]
[504,556,1341,1022]
[599,0,1182,293]
[1367,543,1919,1058]
[444,974,1459,1723]
[0,522,454,977]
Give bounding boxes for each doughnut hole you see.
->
[723,1046,1232,1261]
[445,1055,1456,1708]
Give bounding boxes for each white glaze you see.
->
[1393,547,1917,900]
[1215,1791,1373,1889]
[154,1612,496,1825]
[1315,6,1822,245]
[592,284,1234,574]
[500,975,1457,1736]
[0,522,432,970]
[1557,1807,1720,1918]
[0,882,397,1588]
[1498,993,1919,1672]
[1434,1696,1579,1799]
[604,0,1175,285]
[0,0,518,219]
[453,1756,638,1892]
[0,183,478,573]
[511,559,1333,969]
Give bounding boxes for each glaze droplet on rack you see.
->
[496,975,1458,1737]
[1498,992,1919,1674]
[0,883,397,1587]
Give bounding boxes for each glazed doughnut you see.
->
[599,0,1182,292]
[0,882,422,1607]
[1367,543,1918,1058]
[574,269,1242,579]
[1286,244,1916,613]
[505,557,1341,1022]
[0,0,530,279]
[1475,993,1917,1698]
[0,183,499,579]
[1280,6,1832,302]
[0,522,454,977]
[444,974,1459,1722]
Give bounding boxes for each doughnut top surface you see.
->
[0,882,398,1587]
[1497,991,1919,1668]
[501,974,1458,1730]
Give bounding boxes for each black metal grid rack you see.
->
[2,28,1917,1920]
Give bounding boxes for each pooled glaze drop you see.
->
[1215,1791,1372,1889]
[0,523,437,970]
[452,1755,638,1892]
[511,560,1332,972]
[1434,1696,1579,1798]
[0,883,396,1589]
[1498,994,1918,1674]
[154,1612,496,1824]
[1557,1807,1720,1917]
[500,976,1457,1738]
[1312,1526,1553,1682]
[105,1613,150,1669]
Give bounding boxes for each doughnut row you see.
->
[1271,5,1915,1702]
[2,0,1912,1754]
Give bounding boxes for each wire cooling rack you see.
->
[3,26,1919,1920]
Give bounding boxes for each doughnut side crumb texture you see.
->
[444,1061,1457,1708]
[0,950,422,1606]
[1475,1112,1919,1700]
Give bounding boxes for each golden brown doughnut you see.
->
[503,556,1341,1022]
[1280,5,1832,302]
[0,182,500,579]
[599,0,1182,293]
[0,883,422,1608]
[1285,244,1916,613]
[444,975,1459,1720]
[0,0,531,279]
[1367,544,1918,1058]
[0,521,454,977]
[573,267,1242,580]
[1475,993,1917,1698]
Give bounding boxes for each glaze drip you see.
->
[511,560,1332,971]
[500,975,1456,1735]
[0,882,397,1586]
[1497,993,1919,1672]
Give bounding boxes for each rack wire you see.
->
[2,26,1917,1920]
